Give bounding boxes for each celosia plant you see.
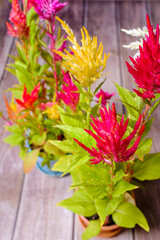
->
[2,1,160,239]
[1,0,74,173]
[1,0,113,176]
[49,15,160,240]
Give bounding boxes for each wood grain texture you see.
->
[0,45,24,240]
[12,172,73,240]
[117,0,146,90]
[86,0,123,113]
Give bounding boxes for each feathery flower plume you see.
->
[74,103,143,164]
[126,15,160,100]
[31,0,67,21]
[58,71,79,112]
[95,89,115,106]
[43,103,60,120]
[16,83,40,109]
[4,95,27,124]
[54,17,109,87]
[6,0,29,39]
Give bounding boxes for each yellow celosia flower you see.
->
[43,103,60,120]
[55,17,110,87]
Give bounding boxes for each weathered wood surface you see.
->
[1,0,160,240]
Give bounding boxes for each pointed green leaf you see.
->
[57,189,97,217]
[82,219,101,240]
[49,139,79,153]
[55,125,96,147]
[136,138,152,161]
[95,196,123,226]
[62,152,90,176]
[115,83,142,120]
[52,154,74,172]
[113,202,149,232]
[113,180,138,198]
[133,153,160,180]
[30,132,46,146]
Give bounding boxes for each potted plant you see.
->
[1,0,114,177]
[1,0,70,176]
[52,15,160,239]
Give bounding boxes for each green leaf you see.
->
[26,7,38,25]
[16,43,28,64]
[52,154,74,172]
[115,83,142,120]
[4,133,24,147]
[60,113,85,128]
[57,189,97,217]
[41,49,53,67]
[78,164,110,199]
[43,141,64,155]
[112,180,138,198]
[113,202,149,231]
[136,138,152,161]
[113,170,126,185]
[30,132,46,146]
[82,219,101,240]
[23,149,40,173]
[95,196,123,226]
[148,99,160,119]
[49,139,79,153]
[55,125,96,148]
[62,152,90,176]
[90,103,100,118]
[133,153,160,180]
[93,78,106,95]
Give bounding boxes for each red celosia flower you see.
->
[74,103,143,164]
[16,83,40,109]
[126,15,160,100]
[58,71,79,112]
[95,89,115,106]
[31,0,67,21]
[6,0,29,39]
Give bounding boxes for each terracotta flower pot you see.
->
[78,215,123,238]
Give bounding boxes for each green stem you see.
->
[87,82,92,130]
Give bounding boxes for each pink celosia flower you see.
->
[95,89,115,106]
[126,15,160,100]
[6,0,29,39]
[74,103,144,164]
[16,83,40,109]
[31,0,67,21]
[58,71,79,112]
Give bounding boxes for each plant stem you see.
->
[87,82,92,130]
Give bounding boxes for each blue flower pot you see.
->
[36,156,63,177]
[26,140,63,177]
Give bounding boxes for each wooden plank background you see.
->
[0,0,160,239]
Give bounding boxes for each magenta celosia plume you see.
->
[7,0,29,39]
[95,89,115,106]
[58,71,79,112]
[31,0,67,21]
[74,103,144,164]
[126,15,160,100]
[16,83,40,109]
